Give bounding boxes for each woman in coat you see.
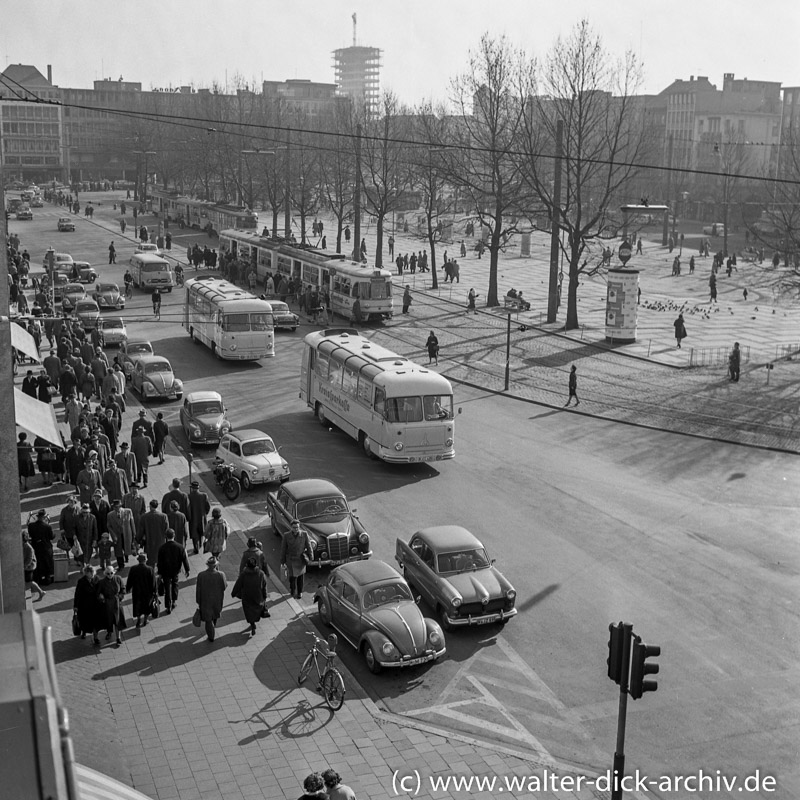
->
[96,565,126,646]
[73,565,101,642]
[425,331,439,365]
[231,558,269,636]
[196,556,227,642]
[126,553,157,628]
[280,520,313,600]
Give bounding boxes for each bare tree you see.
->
[518,20,652,329]
[318,103,356,253]
[445,34,532,307]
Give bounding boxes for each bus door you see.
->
[301,346,314,404]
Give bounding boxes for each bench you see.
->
[504,297,521,311]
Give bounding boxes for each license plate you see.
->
[403,656,428,666]
[474,616,496,625]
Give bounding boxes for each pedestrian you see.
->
[204,507,230,558]
[467,287,478,314]
[636,238,643,254]
[156,528,190,614]
[75,502,98,565]
[402,286,412,314]
[102,459,128,503]
[138,499,169,566]
[743,288,748,301]
[74,565,101,642]
[18,432,35,492]
[127,553,158,627]
[231,557,269,636]
[153,412,169,464]
[673,313,687,349]
[709,275,717,304]
[388,234,394,257]
[322,769,358,800]
[689,256,695,274]
[729,342,741,382]
[344,225,351,244]
[188,480,211,554]
[280,519,313,600]
[96,565,126,646]
[107,499,135,569]
[108,241,116,264]
[426,331,440,365]
[298,773,327,800]
[564,364,580,407]
[152,287,161,320]
[22,532,45,602]
[122,483,146,534]
[97,528,115,569]
[131,428,152,487]
[114,442,137,485]
[196,556,227,642]
[131,409,154,443]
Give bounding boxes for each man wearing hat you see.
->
[131,427,153,487]
[137,499,169,566]
[27,509,55,586]
[280,519,313,600]
[76,456,102,505]
[196,556,227,642]
[161,477,189,517]
[126,553,157,628]
[157,529,190,614]
[131,409,154,446]
[114,441,137,485]
[107,498,135,568]
[97,565,126,646]
[204,507,229,559]
[166,500,189,547]
[239,537,269,577]
[75,502,98,566]
[187,480,210,555]
[102,458,129,504]
[122,482,146,533]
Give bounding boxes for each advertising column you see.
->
[605,241,639,344]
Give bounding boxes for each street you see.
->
[14,198,800,799]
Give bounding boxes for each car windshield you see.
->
[436,548,491,574]
[128,343,152,354]
[296,496,349,521]
[66,285,83,293]
[191,401,222,416]
[145,362,172,374]
[98,284,118,293]
[271,302,289,313]
[104,318,123,329]
[363,582,413,609]
[242,439,275,457]
[76,303,97,312]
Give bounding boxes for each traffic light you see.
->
[629,635,660,699]
[607,622,625,685]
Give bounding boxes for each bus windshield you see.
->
[221,312,273,332]
[385,395,452,422]
[141,263,169,272]
[355,280,391,300]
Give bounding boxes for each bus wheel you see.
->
[360,432,375,459]
[316,404,327,427]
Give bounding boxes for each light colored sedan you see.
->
[216,429,290,489]
[98,317,127,347]
[93,282,125,309]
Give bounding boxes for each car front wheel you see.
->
[240,472,252,490]
[363,642,382,675]
[437,606,454,633]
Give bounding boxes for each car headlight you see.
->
[506,589,516,600]
[381,641,397,657]
[319,551,328,561]
[220,425,230,434]
[394,442,404,451]
[174,379,183,389]
[358,533,369,546]
[451,597,462,608]
[250,468,258,475]
[192,430,201,438]
[143,384,155,394]
[428,629,443,647]
[445,437,454,447]
[230,344,237,351]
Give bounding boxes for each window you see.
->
[357,374,372,406]
[342,364,359,396]
[315,349,330,380]
[250,312,272,331]
[341,582,360,608]
[423,395,452,420]
[328,356,343,387]
[222,314,250,332]
[229,440,241,457]
[385,396,423,422]
[374,387,385,416]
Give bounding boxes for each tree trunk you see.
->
[565,255,581,330]
[427,221,439,290]
[375,215,384,268]
[487,224,501,307]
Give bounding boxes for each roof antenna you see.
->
[352,12,357,46]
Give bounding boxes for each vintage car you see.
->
[44,252,74,270]
[269,300,299,331]
[61,283,87,313]
[93,282,125,309]
[266,478,370,567]
[395,526,517,631]
[57,218,75,232]
[181,390,232,447]
[74,299,101,330]
[135,242,161,255]
[30,196,43,208]
[216,428,288,486]
[702,222,726,237]
[97,316,127,347]
[314,560,446,674]
[70,260,98,284]
[16,206,33,220]
[119,339,154,379]
[130,355,183,402]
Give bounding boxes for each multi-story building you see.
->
[261,79,338,118]
[333,45,382,118]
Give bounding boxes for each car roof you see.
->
[76,299,98,307]
[97,282,118,289]
[65,283,84,290]
[102,317,124,325]
[335,559,401,586]
[186,390,222,403]
[137,355,171,366]
[230,428,272,441]
[413,525,484,550]
[282,478,344,500]
[125,339,152,347]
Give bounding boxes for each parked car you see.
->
[16,207,33,220]
[92,282,125,309]
[74,299,101,330]
[61,283,87,313]
[66,260,97,284]
[180,390,232,446]
[215,429,289,487]
[130,355,183,401]
[266,478,370,567]
[98,316,127,347]
[395,526,517,631]
[702,222,726,237]
[57,218,76,232]
[269,300,299,331]
[314,560,446,674]
[119,339,155,379]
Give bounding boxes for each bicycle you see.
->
[297,631,345,711]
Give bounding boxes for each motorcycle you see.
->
[175,267,185,287]
[212,458,241,501]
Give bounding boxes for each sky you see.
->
[2,0,798,104]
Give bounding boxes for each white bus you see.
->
[219,230,394,321]
[300,329,455,463]
[183,277,274,360]
[129,253,176,292]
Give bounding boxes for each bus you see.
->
[219,229,394,321]
[300,329,455,463]
[183,277,274,360]
[129,253,175,292]
[147,185,258,236]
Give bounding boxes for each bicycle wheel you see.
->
[321,668,345,711]
[298,652,314,686]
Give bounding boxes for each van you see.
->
[129,253,175,293]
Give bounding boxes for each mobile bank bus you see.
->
[219,230,394,321]
[300,329,455,462]
[183,277,274,360]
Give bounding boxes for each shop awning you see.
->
[14,389,62,448]
[10,321,40,363]
[75,763,156,800]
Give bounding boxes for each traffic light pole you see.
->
[611,622,632,800]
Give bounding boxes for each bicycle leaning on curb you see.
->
[297,631,345,711]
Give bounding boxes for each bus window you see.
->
[315,350,330,380]
[423,395,452,420]
[386,396,423,423]
[357,375,373,406]
[222,313,251,332]
[342,364,358,396]
[374,387,386,417]
[329,357,343,387]
[352,283,360,298]
[369,280,390,300]
[250,312,272,331]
